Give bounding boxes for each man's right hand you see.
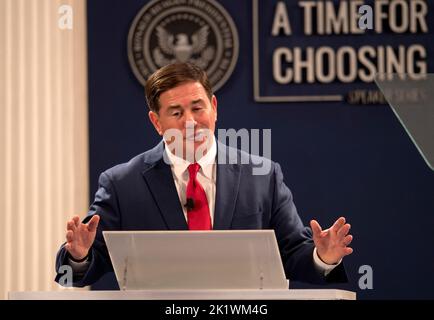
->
[65,215,100,260]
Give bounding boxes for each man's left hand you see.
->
[310,217,353,265]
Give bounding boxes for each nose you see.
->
[183,111,197,128]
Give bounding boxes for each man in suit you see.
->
[55,62,353,287]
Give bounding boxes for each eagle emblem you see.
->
[128,0,239,91]
[153,25,215,69]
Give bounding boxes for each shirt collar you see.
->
[164,137,217,180]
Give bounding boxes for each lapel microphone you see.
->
[184,198,195,211]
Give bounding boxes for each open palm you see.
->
[310,217,353,265]
[65,215,100,260]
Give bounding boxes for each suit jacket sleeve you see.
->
[54,171,120,287]
[271,162,347,284]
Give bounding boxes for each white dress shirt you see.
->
[164,138,217,225]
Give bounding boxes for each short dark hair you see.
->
[145,62,213,113]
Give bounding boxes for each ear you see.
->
[148,111,163,136]
[211,95,218,121]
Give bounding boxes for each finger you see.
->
[310,220,321,234]
[311,220,329,238]
[66,230,74,242]
[331,217,346,233]
[337,223,351,238]
[66,220,76,232]
[343,234,353,246]
[72,215,81,228]
[343,247,353,256]
[87,215,100,233]
[310,220,325,238]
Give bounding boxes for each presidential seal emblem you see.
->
[127,0,239,92]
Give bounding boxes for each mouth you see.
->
[185,129,206,142]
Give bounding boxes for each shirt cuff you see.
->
[68,256,91,274]
[313,247,342,276]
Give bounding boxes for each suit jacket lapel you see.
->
[141,141,188,230]
[213,142,241,230]
[141,140,241,230]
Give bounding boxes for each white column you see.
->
[0,0,89,299]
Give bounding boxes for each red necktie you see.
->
[186,163,212,230]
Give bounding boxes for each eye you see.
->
[171,111,181,117]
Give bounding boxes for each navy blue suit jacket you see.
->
[55,141,347,287]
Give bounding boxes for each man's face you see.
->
[148,81,217,158]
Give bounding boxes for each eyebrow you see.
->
[165,99,205,111]
[166,106,182,111]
